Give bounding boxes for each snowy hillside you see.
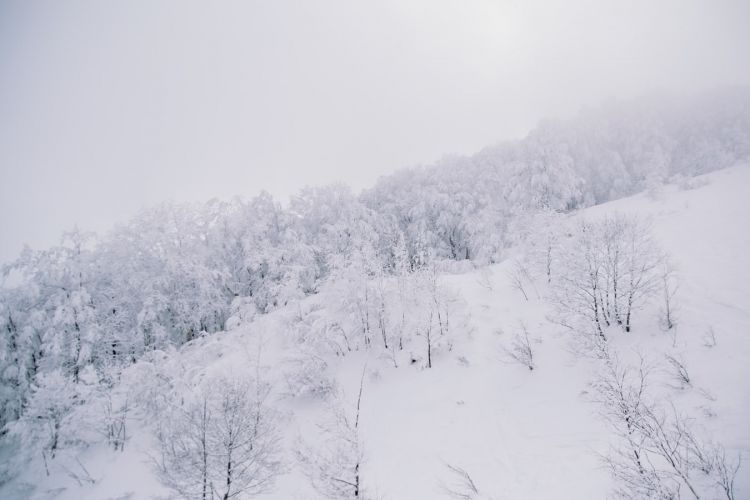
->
[3,163,748,500]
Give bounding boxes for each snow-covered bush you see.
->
[282,350,335,399]
[502,323,535,371]
[6,370,78,472]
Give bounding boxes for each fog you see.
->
[1,0,749,264]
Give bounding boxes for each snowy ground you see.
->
[4,163,750,499]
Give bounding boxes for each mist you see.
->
[1,0,749,264]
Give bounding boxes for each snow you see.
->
[3,163,750,499]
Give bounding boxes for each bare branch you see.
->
[501,322,535,371]
[441,462,481,500]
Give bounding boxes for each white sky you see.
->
[1,0,749,263]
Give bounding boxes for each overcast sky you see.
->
[1,0,749,263]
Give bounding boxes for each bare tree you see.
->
[506,260,529,301]
[415,265,465,368]
[297,366,366,498]
[617,217,663,333]
[594,355,742,499]
[210,378,282,499]
[700,444,741,500]
[155,396,211,500]
[422,309,435,369]
[658,262,678,333]
[98,392,128,452]
[542,226,557,284]
[154,376,282,500]
[373,274,390,350]
[637,404,706,499]
[552,216,664,354]
[593,355,657,498]
[600,215,627,328]
[553,220,608,342]
[507,259,532,301]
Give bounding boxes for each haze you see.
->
[1,0,749,264]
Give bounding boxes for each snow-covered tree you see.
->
[552,215,664,350]
[8,370,77,473]
[552,219,609,345]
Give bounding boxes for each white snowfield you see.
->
[7,163,750,500]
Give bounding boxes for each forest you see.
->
[1,89,749,499]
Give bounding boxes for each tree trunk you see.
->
[625,293,633,332]
[594,294,606,341]
[51,419,60,459]
[202,400,209,500]
[354,462,359,497]
[426,327,432,368]
[224,456,232,500]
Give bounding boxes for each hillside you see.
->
[3,163,748,499]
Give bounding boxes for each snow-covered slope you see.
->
[5,163,750,500]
